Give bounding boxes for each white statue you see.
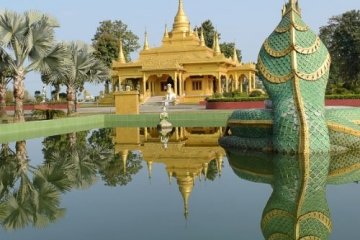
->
[165,83,176,102]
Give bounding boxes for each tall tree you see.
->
[44,42,109,115]
[220,42,242,62]
[194,20,217,48]
[0,50,13,119]
[320,10,360,89]
[194,20,242,61]
[92,20,140,67]
[0,10,68,122]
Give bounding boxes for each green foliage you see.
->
[220,42,242,62]
[92,20,140,67]
[31,109,65,120]
[194,20,217,48]
[194,20,242,61]
[320,10,360,89]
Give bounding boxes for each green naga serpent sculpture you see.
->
[227,149,360,239]
[219,0,360,154]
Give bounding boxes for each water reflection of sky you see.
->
[0,129,360,240]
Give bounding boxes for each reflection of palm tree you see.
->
[0,141,65,230]
[42,131,97,189]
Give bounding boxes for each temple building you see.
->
[107,0,257,104]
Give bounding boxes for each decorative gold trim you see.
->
[261,209,292,230]
[227,119,273,128]
[353,120,360,125]
[264,36,321,58]
[328,122,360,137]
[295,54,331,81]
[275,22,309,33]
[263,38,292,57]
[299,236,321,240]
[269,233,292,240]
[258,57,293,83]
[294,37,321,55]
[229,164,273,179]
[328,163,360,177]
[298,212,332,231]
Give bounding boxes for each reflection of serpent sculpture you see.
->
[227,149,360,239]
[219,0,360,154]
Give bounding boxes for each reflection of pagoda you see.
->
[114,126,225,218]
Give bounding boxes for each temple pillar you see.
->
[174,72,178,96]
[248,73,252,93]
[234,73,238,90]
[179,73,183,96]
[225,76,229,92]
[252,74,256,90]
[142,74,147,95]
[217,73,222,94]
[144,127,148,141]
[240,78,243,93]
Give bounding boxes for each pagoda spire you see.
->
[199,28,205,47]
[121,150,128,174]
[143,31,149,50]
[233,45,239,63]
[118,39,126,63]
[164,24,169,38]
[213,32,221,56]
[172,0,190,32]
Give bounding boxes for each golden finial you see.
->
[213,32,221,56]
[121,150,128,174]
[200,28,205,47]
[177,176,193,220]
[143,31,149,50]
[188,22,193,36]
[167,170,173,184]
[118,39,126,63]
[173,0,190,32]
[147,160,153,179]
[164,24,169,38]
[233,45,239,63]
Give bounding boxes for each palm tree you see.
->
[0,49,13,120]
[45,41,109,115]
[0,10,68,122]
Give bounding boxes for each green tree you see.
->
[194,19,217,48]
[0,50,13,119]
[44,42,109,115]
[320,10,360,89]
[0,10,69,122]
[194,20,242,61]
[220,42,242,62]
[88,128,143,186]
[92,20,140,67]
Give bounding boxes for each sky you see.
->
[2,0,360,97]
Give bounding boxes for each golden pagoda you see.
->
[108,0,256,104]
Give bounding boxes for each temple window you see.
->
[192,81,202,91]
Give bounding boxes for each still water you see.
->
[0,127,360,240]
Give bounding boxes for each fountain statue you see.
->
[219,0,360,154]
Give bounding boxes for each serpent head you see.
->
[257,0,331,153]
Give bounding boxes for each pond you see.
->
[0,126,360,240]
